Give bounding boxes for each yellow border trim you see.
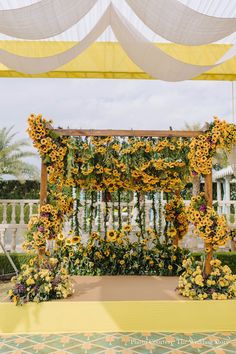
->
[0,41,236,80]
[1,300,236,333]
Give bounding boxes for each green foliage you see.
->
[55,233,189,276]
[1,252,236,279]
[0,253,33,275]
[0,180,40,199]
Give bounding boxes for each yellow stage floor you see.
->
[1,276,236,333]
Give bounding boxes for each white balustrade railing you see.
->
[0,198,234,253]
[0,199,39,252]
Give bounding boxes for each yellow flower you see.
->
[72,236,80,244]
[122,224,132,233]
[26,277,35,286]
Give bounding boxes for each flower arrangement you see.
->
[28,114,190,194]
[24,191,73,252]
[164,195,188,242]
[187,192,229,253]
[189,117,236,175]
[178,257,236,300]
[54,230,188,276]
[9,256,73,305]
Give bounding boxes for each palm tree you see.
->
[0,126,39,181]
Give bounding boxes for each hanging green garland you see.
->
[83,190,88,233]
[136,192,144,237]
[151,192,157,235]
[118,190,122,231]
[126,191,131,225]
[142,193,146,233]
[97,191,101,233]
[104,190,109,239]
[158,192,163,236]
[74,186,81,235]
[112,195,115,229]
[89,191,96,235]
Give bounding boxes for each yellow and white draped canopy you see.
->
[0,0,236,81]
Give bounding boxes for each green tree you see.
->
[0,126,39,181]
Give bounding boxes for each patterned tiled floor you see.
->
[0,332,236,354]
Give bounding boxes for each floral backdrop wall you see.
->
[9,114,236,304]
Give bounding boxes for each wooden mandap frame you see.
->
[39,128,213,274]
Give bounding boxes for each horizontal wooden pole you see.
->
[53,129,201,137]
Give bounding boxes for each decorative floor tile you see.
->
[21,344,55,354]
[219,339,236,352]
[6,338,36,350]
[42,337,81,350]
[204,349,236,354]
[67,343,105,353]
[1,333,236,354]
[180,342,212,353]
[133,343,170,354]
[69,332,107,342]
[0,343,17,353]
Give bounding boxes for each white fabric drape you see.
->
[0,7,109,74]
[110,6,236,82]
[126,0,236,45]
[0,0,97,39]
[1,4,236,80]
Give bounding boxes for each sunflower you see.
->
[107,230,117,241]
[72,236,80,244]
[123,224,132,233]
[57,233,64,241]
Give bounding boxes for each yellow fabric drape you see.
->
[0,41,235,80]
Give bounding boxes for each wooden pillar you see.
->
[204,171,213,276]
[40,160,47,206]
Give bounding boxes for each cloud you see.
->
[0,78,234,169]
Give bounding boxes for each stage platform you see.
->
[1,276,236,333]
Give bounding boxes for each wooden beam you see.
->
[204,171,213,277]
[53,129,201,137]
[40,161,47,207]
[205,172,213,207]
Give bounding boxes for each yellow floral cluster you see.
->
[24,192,73,251]
[178,258,236,300]
[164,195,188,240]
[189,117,236,175]
[9,256,73,305]
[27,114,69,184]
[187,193,229,253]
[54,229,187,276]
[28,115,190,193]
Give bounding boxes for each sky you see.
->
[0,78,235,169]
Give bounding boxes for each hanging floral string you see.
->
[89,191,96,235]
[97,191,101,233]
[158,192,163,237]
[136,192,144,237]
[118,189,122,231]
[74,187,81,235]
[104,190,109,239]
[83,190,88,233]
[126,191,131,225]
[142,193,146,234]
[151,191,157,234]
[112,195,115,229]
